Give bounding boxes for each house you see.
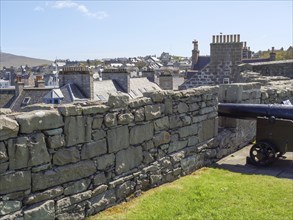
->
[0,79,10,88]
[179,34,291,89]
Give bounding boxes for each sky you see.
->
[0,0,292,61]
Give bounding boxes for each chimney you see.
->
[191,40,200,68]
[15,81,24,96]
[269,47,276,61]
[159,72,173,90]
[142,70,155,82]
[36,80,45,88]
[35,75,45,88]
[59,67,94,99]
[102,69,130,93]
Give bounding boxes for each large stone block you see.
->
[144,104,164,120]
[118,113,134,125]
[92,116,103,129]
[143,91,165,102]
[47,134,65,149]
[219,84,243,102]
[116,146,142,174]
[53,147,80,165]
[181,154,203,173]
[134,108,145,122]
[0,108,11,115]
[168,140,188,153]
[0,116,19,141]
[8,133,50,170]
[0,141,8,162]
[104,113,117,127]
[116,181,135,200]
[177,102,189,113]
[56,190,92,210]
[82,105,110,115]
[81,139,107,159]
[64,116,92,146]
[153,131,171,147]
[58,104,82,116]
[108,94,129,108]
[169,115,191,129]
[0,171,31,194]
[92,129,106,141]
[178,124,199,138]
[154,116,169,131]
[32,160,96,192]
[107,126,129,153]
[88,190,116,215]
[0,162,8,174]
[93,173,107,186]
[198,118,218,143]
[24,186,64,205]
[129,97,152,108]
[130,122,153,145]
[95,153,115,170]
[15,110,63,134]
[0,200,21,215]
[64,179,91,196]
[24,200,55,220]
[43,128,63,136]
[92,185,108,197]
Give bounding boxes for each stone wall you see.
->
[218,83,261,154]
[0,81,285,219]
[1,87,227,220]
[240,71,293,104]
[248,60,293,79]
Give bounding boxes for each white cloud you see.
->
[34,6,44,12]
[51,0,108,19]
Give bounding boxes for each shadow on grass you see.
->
[211,156,293,180]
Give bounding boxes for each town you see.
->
[1,34,292,112]
[0,33,293,220]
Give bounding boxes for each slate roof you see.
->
[93,80,124,101]
[128,78,161,98]
[9,88,51,112]
[59,84,88,103]
[43,89,64,99]
[193,56,210,71]
[2,76,163,111]
[242,59,293,66]
[0,89,15,108]
[242,58,271,64]
[93,78,162,101]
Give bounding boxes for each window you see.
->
[22,97,31,105]
[223,78,230,84]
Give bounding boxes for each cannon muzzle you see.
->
[218,103,293,120]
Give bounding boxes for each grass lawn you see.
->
[90,167,293,220]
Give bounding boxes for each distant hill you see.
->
[256,47,293,61]
[0,52,52,69]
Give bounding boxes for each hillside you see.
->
[257,47,293,60]
[0,52,52,69]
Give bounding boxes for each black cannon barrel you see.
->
[218,103,293,120]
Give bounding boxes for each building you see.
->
[179,34,286,89]
[0,67,162,112]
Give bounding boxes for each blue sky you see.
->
[1,0,292,60]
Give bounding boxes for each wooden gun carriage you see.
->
[218,103,293,166]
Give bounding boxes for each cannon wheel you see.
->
[249,141,276,166]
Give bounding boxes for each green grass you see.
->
[90,167,293,220]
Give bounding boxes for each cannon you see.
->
[218,103,293,166]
